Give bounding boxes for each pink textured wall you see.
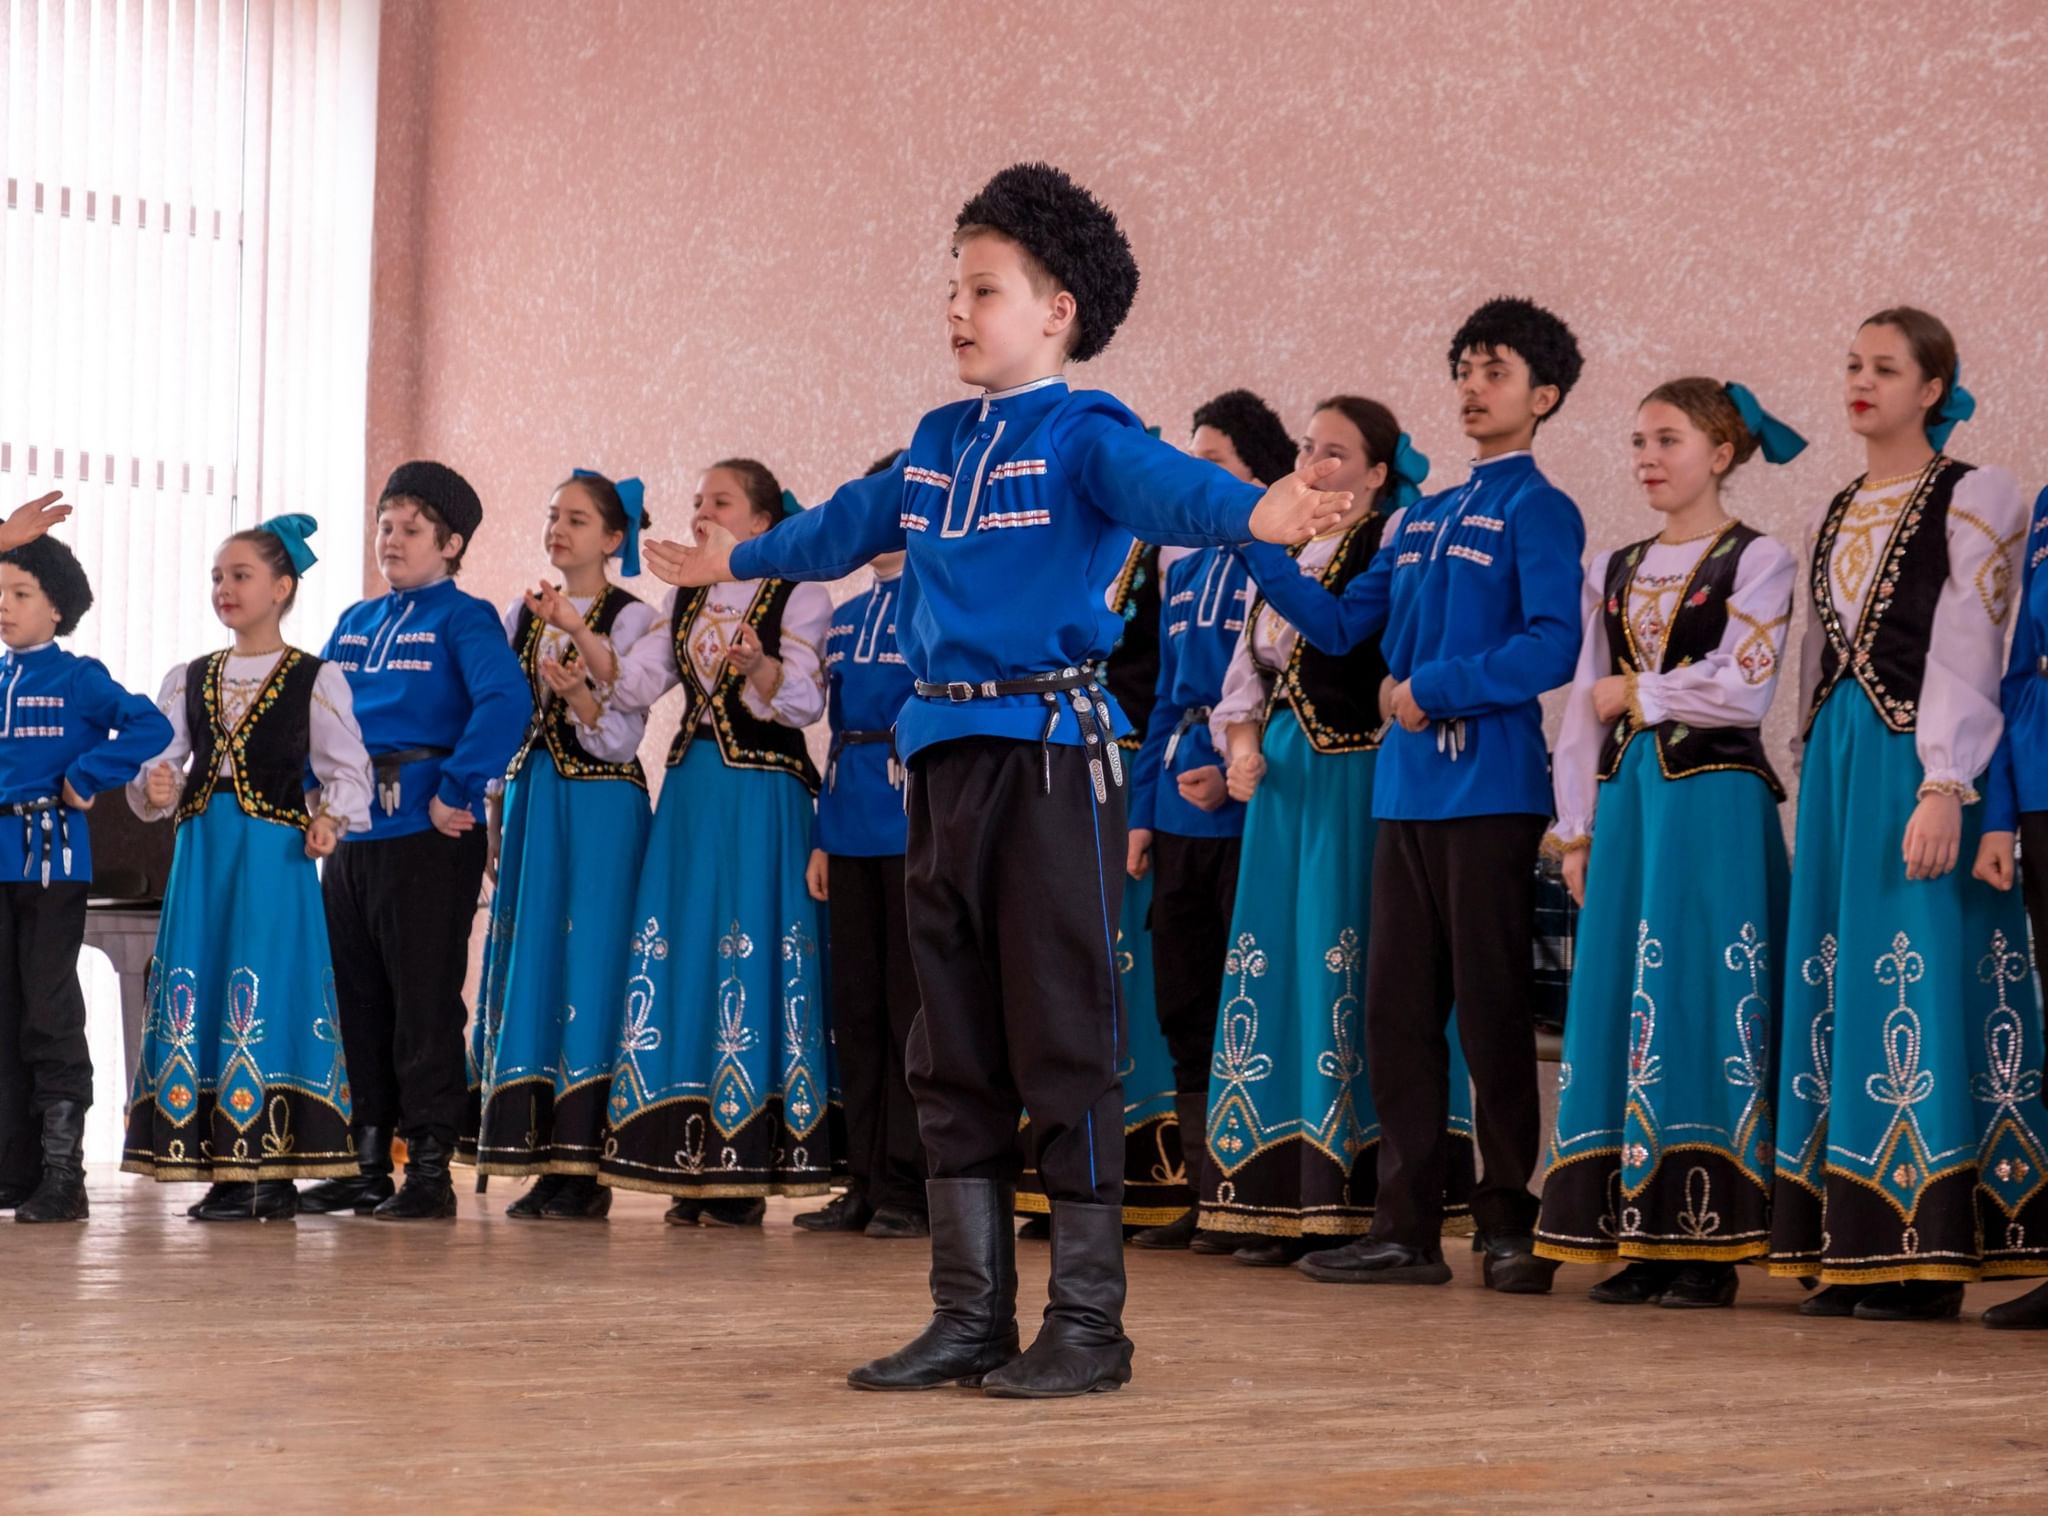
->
[365,0,2048,782]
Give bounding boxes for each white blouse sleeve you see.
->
[610,589,682,713]
[500,600,524,646]
[574,599,661,763]
[1634,535,1795,730]
[126,664,194,821]
[741,581,830,728]
[1918,466,2025,797]
[307,663,374,834]
[1547,554,1612,849]
[1209,623,1268,753]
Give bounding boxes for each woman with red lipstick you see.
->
[1534,378,1802,1308]
[462,471,661,1220]
[1767,308,2048,1321]
[122,516,373,1222]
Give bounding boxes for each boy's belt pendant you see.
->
[1092,694,1124,791]
[1039,693,1061,795]
[39,809,52,886]
[1435,718,1467,761]
[379,774,402,815]
[1070,691,1107,804]
[59,809,71,878]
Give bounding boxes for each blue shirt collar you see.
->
[1470,449,1535,473]
[1,641,57,662]
[383,575,460,605]
[978,374,1069,422]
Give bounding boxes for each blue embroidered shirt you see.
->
[1985,485,2048,833]
[0,642,172,881]
[1243,451,1584,820]
[321,577,530,839]
[727,377,1263,764]
[1130,545,1251,838]
[818,571,915,857]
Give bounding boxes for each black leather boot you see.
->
[794,1190,872,1232]
[1853,1281,1964,1321]
[1797,1283,1873,1318]
[193,1179,298,1222]
[1132,1091,1210,1250]
[1588,1259,1679,1305]
[1015,1213,1051,1240]
[982,1199,1133,1398]
[847,1178,1021,1391]
[0,1178,37,1210]
[15,1101,89,1223]
[1656,1262,1739,1309]
[506,1173,569,1219]
[1482,1231,1558,1294]
[299,1126,395,1215]
[187,1182,248,1219]
[864,1205,930,1239]
[538,1175,611,1220]
[1983,1279,2048,1329]
[699,1196,765,1227]
[373,1133,457,1220]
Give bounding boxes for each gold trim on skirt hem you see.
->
[120,1158,358,1182]
[596,1174,831,1199]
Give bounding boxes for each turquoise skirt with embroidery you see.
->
[1535,736,1790,1264]
[1018,869,1185,1224]
[599,740,836,1197]
[464,757,651,1175]
[122,800,354,1181]
[1200,710,1474,1239]
[1769,691,2048,1283]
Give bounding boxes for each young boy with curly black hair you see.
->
[1244,296,1588,1294]
[0,505,174,1224]
[648,164,1348,1398]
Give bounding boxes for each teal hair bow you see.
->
[781,488,804,516]
[1723,384,1809,465]
[1390,433,1431,512]
[573,468,644,577]
[1929,361,1976,451]
[262,513,319,575]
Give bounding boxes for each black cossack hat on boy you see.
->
[955,162,1139,364]
[380,460,483,543]
[0,535,94,637]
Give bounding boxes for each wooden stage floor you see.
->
[8,1180,2048,1514]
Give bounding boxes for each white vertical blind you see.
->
[0,0,378,690]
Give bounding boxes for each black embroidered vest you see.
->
[509,586,648,791]
[666,580,821,793]
[1804,457,1972,737]
[175,649,322,828]
[1596,522,1784,798]
[1249,515,1391,754]
[1101,541,1161,755]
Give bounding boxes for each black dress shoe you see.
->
[698,1196,766,1227]
[539,1176,611,1220]
[373,1134,458,1221]
[1016,1214,1051,1241]
[849,1178,1021,1391]
[15,1101,89,1224]
[1129,1207,1199,1250]
[1187,1227,1239,1255]
[1296,1237,1453,1285]
[1588,1260,1679,1304]
[505,1174,569,1219]
[1853,1281,1964,1321]
[1482,1234,1558,1295]
[794,1191,872,1232]
[187,1181,251,1219]
[1797,1283,1873,1317]
[664,1197,703,1226]
[1982,1279,2048,1329]
[865,1206,930,1239]
[0,1179,37,1210]
[982,1200,1133,1398]
[194,1180,298,1222]
[300,1125,395,1215]
[1657,1263,1739,1309]
[1233,1237,1316,1268]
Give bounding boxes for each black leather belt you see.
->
[371,746,454,816]
[827,729,899,791]
[913,667,1122,800]
[2,794,71,884]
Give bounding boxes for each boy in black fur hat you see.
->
[646,164,1348,1396]
[0,498,174,1223]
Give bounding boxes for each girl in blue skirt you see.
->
[466,470,660,1220]
[1769,308,2048,1321]
[1535,378,1804,1307]
[1204,397,1476,1266]
[123,516,373,1222]
[603,460,835,1225]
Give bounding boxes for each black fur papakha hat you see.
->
[0,535,93,636]
[379,459,483,543]
[955,163,1139,363]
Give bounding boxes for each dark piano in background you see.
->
[82,797,175,1090]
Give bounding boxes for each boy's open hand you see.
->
[0,492,73,552]
[1249,456,1352,545]
[645,520,738,589]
